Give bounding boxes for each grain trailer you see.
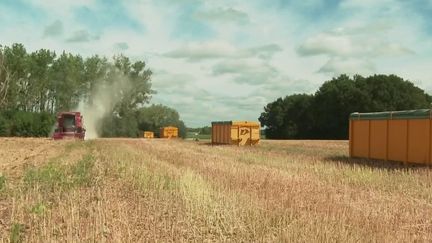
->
[160,126,179,138]
[143,131,154,139]
[212,121,260,146]
[349,109,432,165]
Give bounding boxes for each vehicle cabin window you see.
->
[63,114,76,131]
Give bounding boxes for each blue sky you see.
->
[1,0,431,127]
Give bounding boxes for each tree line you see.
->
[0,43,186,137]
[188,126,211,135]
[259,74,432,139]
[101,104,187,138]
[3,43,430,140]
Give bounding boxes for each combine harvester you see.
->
[52,112,86,140]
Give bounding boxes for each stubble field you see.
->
[0,138,431,242]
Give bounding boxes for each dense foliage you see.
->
[137,104,187,138]
[100,104,187,138]
[188,126,212,135]
[0,43,187,137]
[0,110,55,137]
[3,43,431,140]
[260,74,432,139]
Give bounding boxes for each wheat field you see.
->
[0,138,431,242]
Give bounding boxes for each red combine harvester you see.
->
[52,112,86,140]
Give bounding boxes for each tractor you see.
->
[52,112,86,140]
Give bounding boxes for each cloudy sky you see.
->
[1,0,431,127]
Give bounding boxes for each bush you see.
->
[0,110,55,137]
[0,115,7,136]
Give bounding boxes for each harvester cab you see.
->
[52,112,86,140]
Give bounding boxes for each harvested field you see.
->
[0,138,431,242]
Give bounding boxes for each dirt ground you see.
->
[0,138,431,242]
[0,138,68,179]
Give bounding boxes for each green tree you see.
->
[50,52,85,112]
[0,45,9,109]
[110,55,154,116]
[259,94,314,139]
[101,113,139,138]
[82,55,108,103]
[312,75,369,139]
[356,74,432,111]
[260,74,432,139]
[97,55,154,137]
[0,114,8,136]
[2,44,27,110]
[200,126,211,135]
[313,74,432,139]
[0,42,191,138]
[136,104,187,138]
[26,49,56,112]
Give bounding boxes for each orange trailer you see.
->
[349,109,432,165]
[160,126,179,139]
[143,131,154,139]
[212,121,260,146]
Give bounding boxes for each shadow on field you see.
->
[325,156,431,171]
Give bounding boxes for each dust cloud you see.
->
[77,77,131,140]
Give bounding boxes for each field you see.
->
[0,138,431,242]
[185,132,211,140]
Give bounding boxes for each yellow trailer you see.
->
[160,126,179,138]
[143,131,154,139]
[212,121,260,146]
[349,109,432,165]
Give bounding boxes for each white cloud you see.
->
[43,20,64,37]
[114,42,129,51]
[165,41,283,61]
[28,0,96,19]
[374,43,415,57]
[298,33,355,57]
[212,59,275,75]
[165,41,238,60]
[340,0,398,9]
[194,7,250,24]
[248,44,283,59]
[212,59,278,84]
[298,30,414,58]
[297,18,419,77]
[319,58,376,76]
[1,0,431,127]
[66,30,100,43]
[152,71,195,92]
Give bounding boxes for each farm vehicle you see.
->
[52,112,86,140]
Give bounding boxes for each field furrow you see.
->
[0,138,431,242]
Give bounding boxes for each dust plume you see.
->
[78,77,131,140]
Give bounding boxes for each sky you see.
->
[1,0,431,127]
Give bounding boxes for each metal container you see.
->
[349,109,432,164]
[160,126,179,138]
[212,121,260,146]
[143,131,154,139]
